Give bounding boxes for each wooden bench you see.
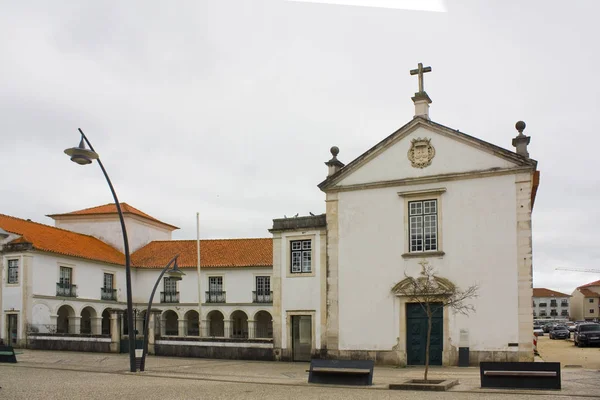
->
[0,345,17,363]
[480,362,561,390]
[307,359,374,386]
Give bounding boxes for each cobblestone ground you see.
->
[0,365,595,400]
[537,335,600,369]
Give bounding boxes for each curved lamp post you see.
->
[140,254,184,371]
[64,128,137,373]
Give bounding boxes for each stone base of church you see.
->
[276,347,532,366]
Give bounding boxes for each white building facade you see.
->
[532,288,570,320]
[272,85,539,366]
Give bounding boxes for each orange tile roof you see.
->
[533,288,570,298]
[132,239,272,268]
[580,279,600,288]
[578,288,600,297]
[0,214,124,265]
[47,203,179,230]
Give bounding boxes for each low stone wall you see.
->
[27,335,112,353]
[155,338,274,361]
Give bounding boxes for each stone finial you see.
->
[325,146,344,177]
[512,120,531,158]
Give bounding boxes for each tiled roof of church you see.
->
[0,214,125,265]
[533,288,570,298]
[580,279,600,288]
[132,238,272,268]
[47,203,179,230]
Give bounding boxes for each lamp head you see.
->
[64,136,99,165]
[167,258,185,281]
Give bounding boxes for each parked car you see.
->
[549,325,570,340]
[543,323,556,333]
[533,327,544,336]
[573,323,600,347]
[566,322,577,332]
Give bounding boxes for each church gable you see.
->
[320,119,534,190]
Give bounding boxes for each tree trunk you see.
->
[424,303,432,381]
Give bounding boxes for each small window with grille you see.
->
[408,199,438,252]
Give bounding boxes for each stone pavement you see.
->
[4,350,600,398]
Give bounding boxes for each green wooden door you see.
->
[406,302,443,366]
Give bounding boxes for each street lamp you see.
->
[140,254,184,371]
[64,128,137,373]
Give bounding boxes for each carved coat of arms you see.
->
[407,138,435,168]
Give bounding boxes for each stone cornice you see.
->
[324,166,535,193]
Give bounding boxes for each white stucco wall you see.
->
[31,252,127,304]
[338,126,517,186]
[132,267,272,306]
[278,230,323,349]
[54,215,173,253]
[336,173,519,353]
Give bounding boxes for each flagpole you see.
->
[196,212,202,336]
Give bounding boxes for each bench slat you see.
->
[309,368,371,374]
[484,371,557,377]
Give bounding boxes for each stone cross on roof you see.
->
[410,62,432,93]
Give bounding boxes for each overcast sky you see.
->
[2,0,599,295]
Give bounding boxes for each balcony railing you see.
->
[56,283,77,297]
[206,291,226,303]
[561,302,569,307]
[538,303,547,307]
[550,302,558,307]
[101,287,117,301]
[160,291,180,303]
[253,291,273,303]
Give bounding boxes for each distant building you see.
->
[532,288,570,320]
[570,280,600,321]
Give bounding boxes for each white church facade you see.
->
[272,65,539,365]
[1,64,539,366]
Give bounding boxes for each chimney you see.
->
[325,146,344,177]
[512,120,531,158]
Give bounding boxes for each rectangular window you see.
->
[256,276,271,294]
[539,310,547,316]
[590,299,594,303]
[291,240,312,273]
[7,259,18,284]
[103,273,114,290]
[590,309,595,314]
[561,310,569,316]
[164,277,177,293]
[409,200,438,252]
[60,266,72,285]
[209,276,223,292]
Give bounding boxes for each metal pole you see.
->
[78,128,137,373]
[140,255,179,371]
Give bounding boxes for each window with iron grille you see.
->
[409,200,438,252]
[561,310,569,316]
[164,277,177,293]
[291,240,311,273]
[7,259,18,284]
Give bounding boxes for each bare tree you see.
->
[392,260,479,381]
